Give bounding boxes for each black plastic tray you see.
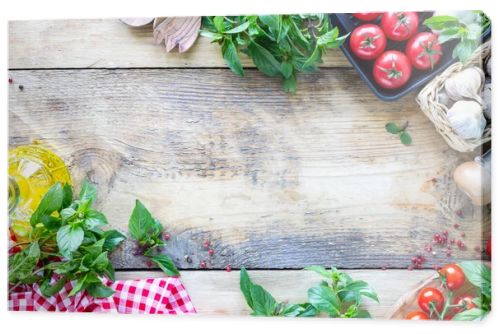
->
[330,12,491,101]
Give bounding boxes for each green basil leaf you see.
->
[57,225,84,259]
[355,309,372,318]
[250,284,277,316]
[340,280,379,303]
[453,39,478,62]
[61,207,77,220]
[8,242,40,284]
[82,238,105,257]
[423,16,460,30]
[102,229,126,251]
[199,30,223,40]
[307,285,340,316]
[399,131,412,145]
[305,265,332,279]
[128,199,158,242]
[282,303,318,317]
[30,183,64,226]
[317,27,339,46]
[148,254,180,276]
[79,179,97,205]
[85,209,108,229]
[68,274,87,296]
[452,307,487,321]
[240,267,254,310]
[87,282,115,298]
[62,183,73,208]
[280,61,293,79]
[385,122,401,134]
[91,252,110,272]
[104,262,115,281]
[222,38,244,77]
[40,277,68,297]
[39,214,62,230]
[282,73,297,93]
[213,16,225,32]
[459,261,491,296]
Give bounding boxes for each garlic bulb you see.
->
[482,83,492,119]
[444,67,485,103]
[438,89,453,108]
[447,100,486,140]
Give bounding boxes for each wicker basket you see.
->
[416,40,491,152]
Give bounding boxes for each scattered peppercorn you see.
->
[164,233,171,241]
[199,260,207,269]
[208,249,214,256]
[8,77,13,84]
[202,240,210,249]
[225,265,231,272]
[18,84,24,91]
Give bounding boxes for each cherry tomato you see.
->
[406,311,430,320]
[352,13,382,21]
[454,294,477,311]
[439,264,465,291]
[349,24,387,60]
[373,50,412,89]
[418,287,445,314]
[406,32,442,70]
[381,12,419,41]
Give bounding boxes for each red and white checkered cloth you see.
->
[9,276,196,314]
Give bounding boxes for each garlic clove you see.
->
[453,160,491,206]
[447,100,486,140]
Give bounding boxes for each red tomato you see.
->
[418,287,445,314]
[381,12,419,41]
[373,50,412,89]
[349,24,387,60]
[406,32,442,70]
[454,294,477,311]
[406,311,430,320]
[439,264,465,291]
[352,12,382,21]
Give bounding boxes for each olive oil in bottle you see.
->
[8,145,71,241]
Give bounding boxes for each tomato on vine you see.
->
[406,310,430,320]
[439,264,465,291]
[418,287,445,314]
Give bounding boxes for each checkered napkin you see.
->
[9,276,197,314]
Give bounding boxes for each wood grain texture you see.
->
[8,19,350,69]
[8,68,487,269]
[115,269,434,318]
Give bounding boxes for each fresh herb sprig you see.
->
[128,200,179,276]
[200,15,348,93]
[452,261,491,320]
[386,121,412,146]
[240,266,378,318]
[8,180,126,298]
[423,11,490,63]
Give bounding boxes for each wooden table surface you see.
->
[8,19,489,317]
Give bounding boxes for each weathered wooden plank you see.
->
[115,269,434,318]
[8,19,351,69]
[8,68,486,269]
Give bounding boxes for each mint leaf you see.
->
[148,254,180,276]
[245,41,282,76]
[222,38,244,76]
[57,225,84,259]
